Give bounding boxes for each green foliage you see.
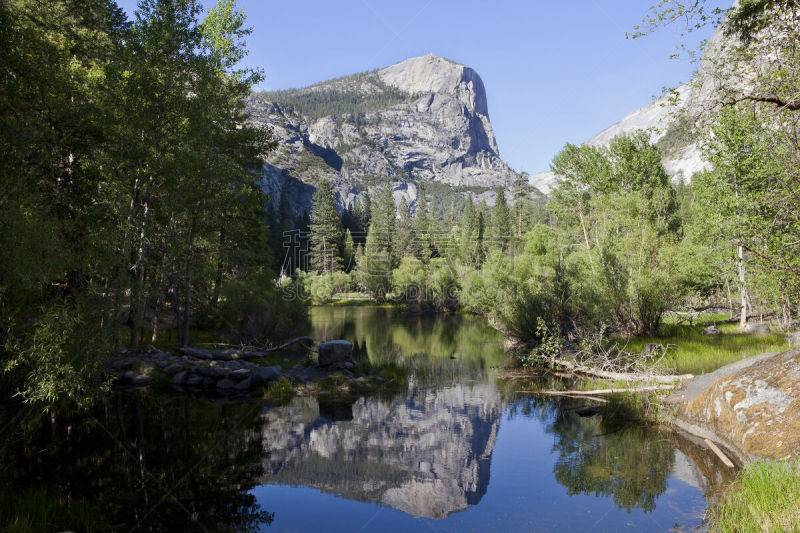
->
[0,0,279,408]
[263,377,297,405]
[217,270,308,345]
[297,271,355,305]
[5,300,115,411]
[518,318,564,367]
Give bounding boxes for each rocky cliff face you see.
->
[258,381,501,519]
[248,54,519,218]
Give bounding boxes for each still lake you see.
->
[1,307,730,532]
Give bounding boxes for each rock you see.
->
[172,371,188,386]
[318,340,353,366]
[702,325,721,335]
[216,379,236,390]
[185,374,204,387]
[253,366,281,384]
[788,332,800,347]
[235,377,254,391]
[196,366,229,378]
[743,323,770,334]
[202,377,216,388]
[644,343,663,356]
[667,348,800,461]
[224,361,242,371]
[109,358,132,370]
[122,370,136,383]
[163,363,183,375]
[130,373,150,385]
[229,368,251,381]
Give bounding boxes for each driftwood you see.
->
[176,336,313,361]
[517,390,609,403]
[518,385,675,397]
[550,357,693,384]
[705,438,736,468]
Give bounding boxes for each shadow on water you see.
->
[0,393,273,532]
[0,307,736,531]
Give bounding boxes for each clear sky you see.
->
[114,0,722,174]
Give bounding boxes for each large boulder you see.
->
[318,340,353,366]
[667,348,800,462]
[253,366,281,384]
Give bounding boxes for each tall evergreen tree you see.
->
[411,184,433,262]
[371,183,396,264]
[489,187,512,252]
[343,228,355,272]
[395,196,413,260]
[308,180,342,273]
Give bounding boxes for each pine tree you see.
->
[512,172,533,244]
[343,228,355,272]
[411,184,433,262]
[308,180,342,273]
[358,223,390,300]
[395,196,412,260]
[489,187,512,252]
[459,196,480,267]
[371,183,396,265]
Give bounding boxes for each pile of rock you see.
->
[109,340,355,395]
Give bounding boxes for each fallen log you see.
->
[516,391,609,403]
[704,438,736,468]
[177,336,313,361]
[518,384,675,397]
[549,357,693,384]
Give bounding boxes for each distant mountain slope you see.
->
[533,11,759,193]
[247,54,521,218]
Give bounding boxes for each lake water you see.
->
[0,307,732,532]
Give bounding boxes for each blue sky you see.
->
[114,0,722,173]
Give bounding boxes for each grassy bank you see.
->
[710,459,800,532]
[624,321,788,375]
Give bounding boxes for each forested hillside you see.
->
[0,0,305,409]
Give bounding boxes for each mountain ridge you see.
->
[247,54,522,219]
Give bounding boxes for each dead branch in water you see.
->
[516,390,609,403]
[550,357,693,384]
[518,385,675,396]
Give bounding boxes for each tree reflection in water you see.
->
[506,396,675,513]
[0,391,273,531]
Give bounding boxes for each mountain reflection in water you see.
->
[260,381,500,519]
[0,307,730,531]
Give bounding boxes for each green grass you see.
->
[623,323,788,375]
[262,378,297,405]
[710,459,800,532]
